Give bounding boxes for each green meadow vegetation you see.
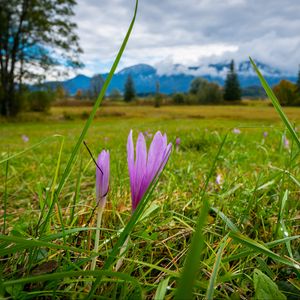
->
[1,0,300,299]
[1,103,300,299]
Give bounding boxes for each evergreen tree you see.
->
[154,81,162,108]
[296,65,300,93]
[124,75,135,102]
[0,0,82,116]
[224,60,241,101]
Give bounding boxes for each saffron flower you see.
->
[96,150,110,207]
[127,130,172,211]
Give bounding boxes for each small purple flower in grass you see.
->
[175,137,181,152]
[216,174,223,186]
[232,128,241,134]
[21,135,29,142]
[283,135,290,149]
[263,131,268,138]
[127,130,172,211]
[144,130,153,139]
[96,150,110,207]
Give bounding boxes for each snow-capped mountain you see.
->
[45,61,297,95]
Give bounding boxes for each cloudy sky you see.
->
[74,0,300,76]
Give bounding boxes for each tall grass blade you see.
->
[41,0,139,235]
[249,57,300,149]
[55,0,139,195]
[2,159,9,234]
[175,135,227,300]
[175,199,209,300]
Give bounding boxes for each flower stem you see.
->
[90,203,104,271]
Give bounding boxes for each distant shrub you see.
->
[63,111,75,120]
[189,78,223,104]
[28,91,54,112]
[81,111,89,119]
[273,80,299,106]
[109,89,122,101]
[172,93,185,104]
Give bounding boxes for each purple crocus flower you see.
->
[96,150,110,208]
[127,130,172,211]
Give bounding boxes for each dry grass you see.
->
[50,104,300,122]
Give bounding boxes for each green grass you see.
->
[1,104,300,299]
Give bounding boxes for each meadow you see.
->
[1,104,300,299]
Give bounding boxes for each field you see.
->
[1,104,300,299]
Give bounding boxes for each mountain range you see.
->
[45,61,297,96]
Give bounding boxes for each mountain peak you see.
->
[118,64,156,76]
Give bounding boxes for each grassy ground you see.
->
[1,104,300,299]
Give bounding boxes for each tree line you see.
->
[1,0,300,116]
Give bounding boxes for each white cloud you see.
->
[69,0,300,77]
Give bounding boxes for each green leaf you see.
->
[253,269,286,300]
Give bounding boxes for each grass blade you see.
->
[229,231,300,269]
[249,57,300,149]
[206,234,229,300]
[154,277,170,300]
[55,0,139,195]
[2,158,9,234]
[0,135,63,165]
[223,235,300,263]
[175,135,227,300]
[3,270,142,299]
[0,235,91,256]
[41,0,139,235]
[211,207,240,233]
[175,199,209,300]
